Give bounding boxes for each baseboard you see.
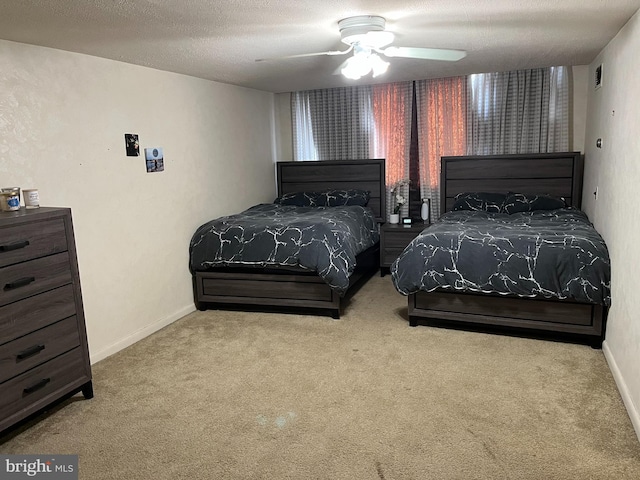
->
[89,304,196,364]
[602,340,640,442]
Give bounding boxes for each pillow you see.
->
[452,192,506,213]
[501,192,567,214]
[274,191,325,207]
[274,189,370,207]
[319,189,370,207]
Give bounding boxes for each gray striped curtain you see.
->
[466,67,569,154]
[291,92,318,160]
[292,86,374,161]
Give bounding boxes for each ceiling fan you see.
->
[256,15,467,80]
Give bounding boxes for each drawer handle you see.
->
[4,276,36,290]
[0,240,30,252]
[16,344,46,360]
[23,378,51,395]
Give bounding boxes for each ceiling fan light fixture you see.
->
[370,54,389,77]
[341,53,372,80]
[341,30,395,49]
[341,47,389,80]
[338,15,393,48]
[259,14,468,80]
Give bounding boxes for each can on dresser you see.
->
[0,187,21,212]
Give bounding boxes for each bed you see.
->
[391,152,611,347]
[190,159,385,319]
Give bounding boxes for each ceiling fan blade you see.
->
[256,48,352,62]
[381,46,467,61]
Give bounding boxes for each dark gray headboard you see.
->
[440,152,584,215]
[276,159,386,222]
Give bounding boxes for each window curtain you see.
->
[371,82,413,219]
[291,86,374,161]
[290,66,568,220]
[291,92,318,160]
[415,77,467,220]
[466,66,569,155]
[291,82,412,220]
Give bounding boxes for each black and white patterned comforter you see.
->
[391,209,611,305]
[189,204,379,295]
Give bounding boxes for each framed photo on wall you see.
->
[145,147,164,173]
[125,133,139,156]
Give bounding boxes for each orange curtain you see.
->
[372,82,411,186]
[416,77,466,219]
[371,82,412,217]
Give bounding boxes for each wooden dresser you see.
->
[0,207,92,433]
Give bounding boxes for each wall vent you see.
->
[595,64,603,89]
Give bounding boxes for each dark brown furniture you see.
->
[380,223,427,276]
[0,207,92,434]
[406,152,608,348]
[277,160,385,223]
[193,159,385,319]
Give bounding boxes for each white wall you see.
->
[274,92,293,161]
[582,9,640,440]
[0,40,276,363]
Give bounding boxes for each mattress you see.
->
[391,208,611,305]
[189,203,379,295]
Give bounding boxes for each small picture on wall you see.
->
[145,147,164,173]
[124,133,139,156]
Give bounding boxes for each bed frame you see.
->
[193,159,386,319]
[407,152,607,348]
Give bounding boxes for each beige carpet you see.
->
[2,275,639,479]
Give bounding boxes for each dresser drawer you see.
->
[0,252,72,308]
[0,316,80,383]
[0,218,67,268]
[382,248,407,266]
[0,347,86,422]
[384,232,419,248]
[0,285,77,346]
[380,225,426,270]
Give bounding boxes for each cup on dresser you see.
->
[23,188,40,208]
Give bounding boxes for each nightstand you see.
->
[380,222,428,276]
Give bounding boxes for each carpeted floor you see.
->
[1,275,639,479]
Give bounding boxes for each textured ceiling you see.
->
[0,0,639,93]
